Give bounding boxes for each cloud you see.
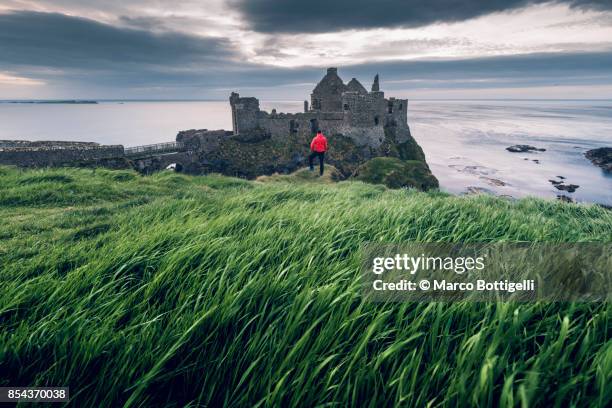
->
[229,0,612,33]
[0,10,610,98]
[0,11,235,71]
[343,51,612,80]
[0,72,45,86]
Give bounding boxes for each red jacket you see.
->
[310,133,328,153]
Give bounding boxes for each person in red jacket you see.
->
[309,130,328,175]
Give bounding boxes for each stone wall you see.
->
[0,140,100,149]
[342,91,386,127]
[385,98,408,128]
[255,110,386,148]
[130,151,200,175]
[177,129,233,151]
[226,94,393,149]
[0,145,124,167]
[258,111,342,138]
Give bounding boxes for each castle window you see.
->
[399,103,403,111]
[374,116,379,125]
[343,103,349,111]
[289,119,298,134]
[388,105,393,114]
[312,99,321,110]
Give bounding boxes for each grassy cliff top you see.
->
[255,166,343,183]
[0,166,610,407]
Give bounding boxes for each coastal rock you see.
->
[352,157,438,190]
[506,145,546,153]
[464,186,495,195]
[585,147,612,173]
[175,126,433,185]
[480,176,506,186]
[549,178,579,193]
[232,131,272,144]
[555,183,579,193]
[448,164,496,176]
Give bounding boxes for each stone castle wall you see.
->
[229,98,398,148]
[0,140,100,149]
[256,111,386,147]
[229,68,408,149]
[342,91,386,127]
[0,145,124,167]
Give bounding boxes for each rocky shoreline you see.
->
[585,147,612,173]
[454,143,612,206]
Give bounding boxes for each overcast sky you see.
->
[0,0,611,99]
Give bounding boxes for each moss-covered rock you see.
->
[381,126,426,162]
[174,124,434,182]
[352,157,439,191]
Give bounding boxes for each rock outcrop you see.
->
[585,147,612,173]
[352,157,439,190]
[172,125,436,187]
[506,145,546,153]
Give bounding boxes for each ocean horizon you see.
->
[1,99,610,204]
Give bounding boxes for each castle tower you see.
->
[229,92,260,134]
[310,67,347,112]
[346,78,367,94]
[371,74,380,92]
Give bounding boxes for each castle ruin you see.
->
[229,67,409,148]
[1,67,435,187]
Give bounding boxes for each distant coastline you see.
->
[1,98,612,104]
[1,100,98,104]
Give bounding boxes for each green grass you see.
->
[255,166,343,183]
[0,166,610,407]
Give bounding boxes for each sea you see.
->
[1,99,611,204]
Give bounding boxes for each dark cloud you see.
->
[229,0,612,33]
[342,51,612,81]
[0,10,610,98]
[111,50,612,93]
[0,11,234,71]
